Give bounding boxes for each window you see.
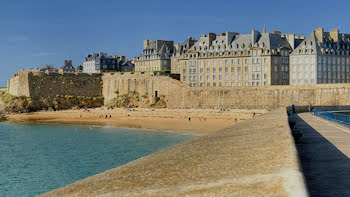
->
[225,82,229,86]
[219,67,222,72]
[213,68,216,73]
[237,59,241,64]
[225,67,228,72]
[219,82,222,86]
[244,67,248,72]
[207,83,210,87]
[237,67,241,72]
[231,82,235,86]
[231,67,234,72]
[206,75,210,81]
[207,68,210,72]
[231,59,234,64]
[225,75,228,80]
[225,60,228,65]
[219,75,222,80]
[264,74,267,79]
[200,75,203,81]
[200,68,203,73]
[244,59,248,64]
[238,82,241,86]
[213,75,216,80]
[231,74,234,80]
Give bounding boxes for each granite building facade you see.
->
[171,28,296,87]
[83,52,134,73]
[290,28,350,85]
[134,40,174,72]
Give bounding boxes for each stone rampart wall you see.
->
[103,73,350,109]
[7,70,102,98]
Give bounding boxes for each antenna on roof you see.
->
[263,24,267,34]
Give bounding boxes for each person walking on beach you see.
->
[291,104,296,114]
[188,117,191,122]
[253,112,256,118]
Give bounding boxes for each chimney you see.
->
[173,43,179,52]
[226,32,238,45]
[315,27,324,43]
[330,28,339,42]
[272,30,281,35]
[284,34,296,49]
[143,39,149,49]
[208,33,216,47]
[251,29,260,44]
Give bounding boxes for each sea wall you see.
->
[40,108,307,196]
[103,72,350,110]
[7,70,102,98]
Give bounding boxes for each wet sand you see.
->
[6,108,267,135]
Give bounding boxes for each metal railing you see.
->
[313,109,350,127]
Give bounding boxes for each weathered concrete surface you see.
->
[294,113,350,197]
[40,108,307,197]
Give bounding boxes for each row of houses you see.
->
[40,53,135,74]
[134,27,350,86]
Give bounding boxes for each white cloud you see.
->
[32,52,56,57]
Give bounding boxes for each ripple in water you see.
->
[0,122,192,197]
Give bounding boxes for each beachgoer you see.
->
[188,117,191,122]
[105,115,108,118]
[253,112,256,118]
[109,115,112,118]
[235,118,237,123]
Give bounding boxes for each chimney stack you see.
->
[330,28,339,42]
[315,27,324,43]
[143,39,149,49]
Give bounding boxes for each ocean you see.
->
[0,122,192,197]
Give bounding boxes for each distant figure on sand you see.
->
[188,117,191,122]
[291,104,296,114]
[235,118,237,123]
[253,112,256,118]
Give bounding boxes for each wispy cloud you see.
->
[6,35,29,42]
[32,52,56,57]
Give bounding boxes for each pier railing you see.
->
[313,109,350,127]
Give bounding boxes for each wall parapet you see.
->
[40,108,308,196]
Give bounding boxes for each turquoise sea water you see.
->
[0,122,192,197]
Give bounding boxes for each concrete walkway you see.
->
[293,113,350,197]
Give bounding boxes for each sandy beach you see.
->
[6,108,267,135]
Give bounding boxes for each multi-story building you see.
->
[83,52,133,73]
[172,28,294,87]
[290,27,350,85]
[134,40,174,72]
[59,60,75,74]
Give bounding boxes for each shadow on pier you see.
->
[291,114,350,197]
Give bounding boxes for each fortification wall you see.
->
[7,71,30,96]
[103,73,350,109]
[7,70,102,98]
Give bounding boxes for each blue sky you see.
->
[0,0,349,86]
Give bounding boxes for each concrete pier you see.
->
[293,113,350,197]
